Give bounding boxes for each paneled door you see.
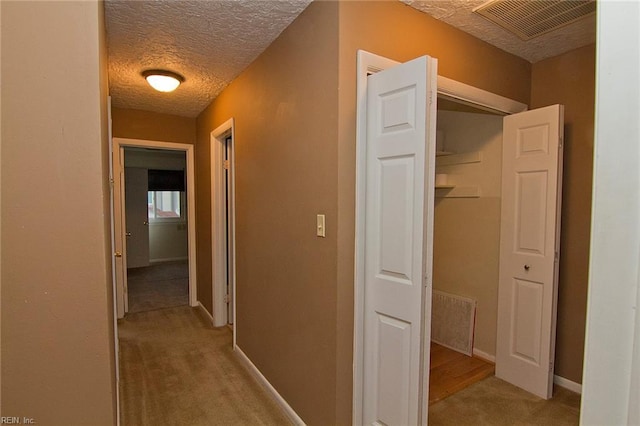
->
[496,104,564,399]
[363,55,437,425]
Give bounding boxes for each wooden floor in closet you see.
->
[429,342,495,405]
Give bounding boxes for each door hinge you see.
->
[424,273,431,288]
[549,361,554,373]
[223,160,230,170]
[559,136,564,149]
[109,178,114,186]
[554,251,559,262]
[224,294,231,304]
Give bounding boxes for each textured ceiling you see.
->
[105,0,312,117]
[403,0,596,63]
[105,0,596,118]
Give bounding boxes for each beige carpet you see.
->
[428,376,581,425]
[127,261,189,313]
[118,306,292,426]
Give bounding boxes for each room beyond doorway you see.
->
[112,137,198,319]
[127,260,189,313]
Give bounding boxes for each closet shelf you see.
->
[435,186,480,198]
[436,151,482,167]
[435,184,455,189]
[436,151,455,157]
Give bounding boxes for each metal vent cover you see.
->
[473,0,596,41]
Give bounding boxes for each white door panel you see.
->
[363,55,437,425]
[496,104,564,399]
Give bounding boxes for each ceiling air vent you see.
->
[473,0,596,41]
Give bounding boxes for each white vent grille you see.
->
[431,290,476,356]
[474,0,596,41]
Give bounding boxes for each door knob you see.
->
[524,264,530,271]
[143,221,149,226]
[125,232,132,237]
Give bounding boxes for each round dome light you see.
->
[142,70,185,93]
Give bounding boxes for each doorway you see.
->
[112,138,197,319]
[210,119,237,334]
[429,95,505,403]
[123,147,189,313]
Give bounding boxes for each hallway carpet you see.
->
[127,260,189,313]
[118,306,292,426]
[428,376,580,425]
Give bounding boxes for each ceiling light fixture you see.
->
[142,70,185,93]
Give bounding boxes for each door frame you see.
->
[112,137,198,318]
[210,118,237,337]
[353,50,528,424]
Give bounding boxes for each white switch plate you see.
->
[316,214,326,237]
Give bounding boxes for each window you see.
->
[148,191,184,221]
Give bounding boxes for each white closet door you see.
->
[363,55,437,425]
[496,104,564,399]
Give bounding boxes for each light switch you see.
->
[316,214,326,238]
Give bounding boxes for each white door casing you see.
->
[211,118,237,334]
[362,55,437,425]
[112,138,198,319]
[124,167,150,269]
[113,146,128,318]
[225,137,235,326]
[496,104,564,399]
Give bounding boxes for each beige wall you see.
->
[112,107,196,144]
[194,1,590,423]
[194,2,532,424]
[0,0,4,410]
[433,110,503,357]
[531,44,596,384]
[1,1,116,424]
[196,2,339,424]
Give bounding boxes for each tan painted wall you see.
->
[336,2,531,422]
[531,44,596,384]
[0,0,4,411]
[1,1,116,424]
[112,107,196,144]
[433,110,503,357]
[196,2,339,424]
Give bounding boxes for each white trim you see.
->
[437,76,528,115]
[197,301,215,325]
[354,50,530,425]
[106,96,120,426]
[112,137,198,311]
[210,119,237,342]
[581,2,640,423]
[235,346,305,426]
[353,50,399,426]
[472,348,496,363]
[554,375,582,394]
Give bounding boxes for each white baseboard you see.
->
[472,348,496,363]
[197,302,214,325]
[235,346,305,426]
[554,375,582,394]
